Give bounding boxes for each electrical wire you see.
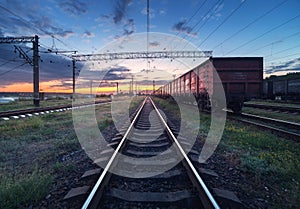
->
[226,13,300,54]
[174,0,223,51]
[245,31,300,54]
[212,0,288,50]
[265,44,300,58]
[197,0,247,48]
[191,0,224,38]
[265,52,300,64]
[173,0,224,52]
[143,0,213,81]
[165,0,208,49]
[0,4,77,52]
[0,60,14,67]
[0,62,28,77]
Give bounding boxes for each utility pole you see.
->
[153,80,155,95]
[116,82,119,95]
[46,49,77,98]
[0,35,40,106]
[131,75,134,95]
[90,80,93,95]
[72,59,76,96]
[33,35,39,106]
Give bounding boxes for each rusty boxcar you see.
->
[156,57,263,113]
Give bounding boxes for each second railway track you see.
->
[228,111,300,141]
[0,100,110,120]
[243,103,300,114]
[80,96,220,209]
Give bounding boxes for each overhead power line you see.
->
[185,0,208,26]
[174,0,224,51]
[166,0,208,49]
[197,0,247,48]
[226,13,300,54]
[0,4,76,51]
[265,44,300,58]
[13,45,33,65]
[0,57,19,67]
[0,62,27,77]
[265,52,300,64]
[213,0,288,50]
[192,0,224,37]
[245,31,300,54]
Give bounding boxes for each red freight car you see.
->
[157,57,263,113]
[213,57,263,112]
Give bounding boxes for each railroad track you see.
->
[228,111,300,141]
[174,101,300,141]
[244,103,300,114]
[0,100,110,121]
[67,96,226,209]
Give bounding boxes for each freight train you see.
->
[263,73,300,101]
[155,57,263,113]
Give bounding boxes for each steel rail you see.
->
[0,100,110,118]
[241,112,300,130]
[244,103,300,114]
[227,111,300,141]
[149,97,220,209]
[238,118,300,141]
[81,97,148,209]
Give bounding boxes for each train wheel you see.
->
[231,102,242,113]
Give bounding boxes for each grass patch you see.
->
[52,162,76,173]
[0,102,114,208]
[98,116,113,130]
[0,98,72,112]
[152,96,180,118]
[0,171,53,209]
[129,95,146,114]
[154,97,300,208]
[216,120,300,208]
[0,117,45,140]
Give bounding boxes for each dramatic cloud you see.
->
[0,1,74,38]
[149,41,160,48]
[59,0,87,16]
[265,58,300,74]
[96,0,135,39]
[82,30,95,38]
[123,18,135,36]
[172,20,197,37]
[49,81,73,89]
[113,0,132,24]
[31,16,75,38]
[56,30,74,38]
[103,66,131,80]
[0,44,78,87]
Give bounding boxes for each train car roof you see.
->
[211,56,263,60]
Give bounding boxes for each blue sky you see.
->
[0,0,299,92]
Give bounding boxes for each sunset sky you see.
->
[0,0,299,93]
